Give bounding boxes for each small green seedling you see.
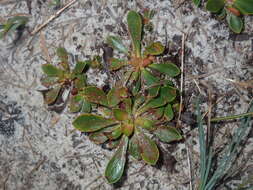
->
[73,84,182,184]
[41,47,91,112]
[194,0,253,33]
[0,16,28,39]
[106,10,180,97]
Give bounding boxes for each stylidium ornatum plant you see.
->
[72,10,183,184]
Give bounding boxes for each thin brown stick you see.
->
[27,157,47,178]
[176,33,186,128]
[31,0,77,35]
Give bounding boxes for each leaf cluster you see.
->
[0,16,28,39]
[41,10,183,184]
[193,0,253,33]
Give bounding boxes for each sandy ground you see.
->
[0,0,252,189]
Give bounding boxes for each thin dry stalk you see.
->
[31,0,77,35]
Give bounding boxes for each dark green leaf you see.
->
[107,87,128,107]
[160,86,177,103]
[113,109,129,121]
[137,96,167,114]
[109,58,127,71]
[82,86,108,106]
[144,42,165,55]
[105,135,128,184]
[164,104,174,121]
[206,0,225,13]
[193,0,201,7]
[234,0,253,15]
[154,126,182,143]
[107,36,128,54]
[89,131,108,144]
[72,114,116,132]
[56,47,69,71]
[135,117,155,130]
[127,11,142,57]
[69,95,83,113]
[73,61,87,74]
[142,69,159,86]
[74,74,86,90]
[136,131,159,165]
[40,76,58,87]
[149,63,180,77]
[81,100,92,113]
[128,134,141,160]
[227,14,243,33]
[44,86,61,105]
[42,64,62,77]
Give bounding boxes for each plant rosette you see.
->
[72,86,182,184]
[106,10,181,97]
[40,47,92,113]
[205,0,253,33]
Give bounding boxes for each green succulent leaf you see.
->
[69,95,83,113]
[42,64,63,77]
[227,14,243,33]
[193,0,201,7]
[164,104,174,121]
[160,86,177,103]
[127,11,142,57]
[148,86,160,98]
[131,71,142,96]
[206,0,225,13]
[135,117,155,130]
[144,42,165,56]
[234,0,253,15]
[106,139,121,149]
[110,125,123,140]
[56,47,68,60]
[154,126,182,143]
[74,74,86,90]
[40,76,58,87]
[81,100,92,113]
[89,131,108,144]
[72,114,116,132]
[73,61,87,74]
[44,86,61,105]
[82,86,108,106]
[109,58,127,71]
[142,69,159,86]
[105,135,128,184]
[148,62,180,77]
[128,134,141,160]
[107,36,128,54]
[122,121,134,137]
[152,107,165,119]
[113,109,129,121]
[136,131,159,165]
[138,96,167,114]
[107,87,128,107]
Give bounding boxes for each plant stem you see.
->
[210,112,253,122]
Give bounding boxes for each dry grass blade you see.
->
[40,32,51,63]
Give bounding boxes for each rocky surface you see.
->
[0,0,252,189]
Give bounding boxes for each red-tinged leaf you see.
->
[107,87,128,107]
[89,131,108,144]
[72,114,117,132]
[160,86,177,103]
[74,74,86,90]
[122,121,134,137]
[120,98,132,114]
[57,47,68,64]
[137,96,167,114]
[106,139,121,149]
[148,63,180,77]
[110,58,127,71]
[234,0,253,15]
[105,135,129,184]
[144,41,165,55]
[113,109,129,121]
[127,11,142,57]
[44,86,61,105]
[164,104,174,121]
[136,130,159,165]
[73,61,87,74]
[69,95,83,113]
[154,126,182,143]
[135,117,155,130]
[82,86,108,106]
[128,134,141,160]
[40,76,58,87]
[42,64,63,77]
